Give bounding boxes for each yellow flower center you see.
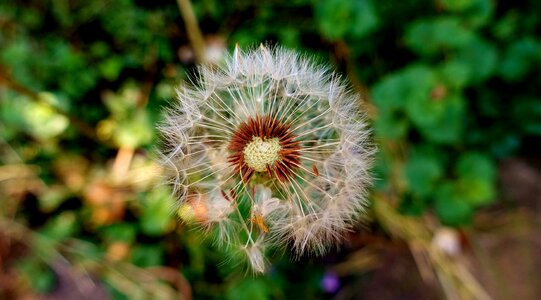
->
[243,137,281,172]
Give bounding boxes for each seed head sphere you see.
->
[159,45,375,273]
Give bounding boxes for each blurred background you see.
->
[1,0,540,299]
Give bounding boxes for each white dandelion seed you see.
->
[159,45,374,273]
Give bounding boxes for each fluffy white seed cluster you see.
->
[159,45,374,273]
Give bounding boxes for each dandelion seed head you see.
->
[159,45,375,273]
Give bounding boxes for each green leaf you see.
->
[499,38,541,81]
[372,73,410,111]
[383,64,466,144]
[374,112,409,139]
[17,258,55,293]
[40,211,79,241]
[132,244,164,267]
[512,97,541,135]
[440,0,493,28]
[0,93,70,141]
[439,60,472,89]
[102,85,140,117]
[226,278,272,300]
[371,70,414,139]
[462,0,494,28]
[453,36,498,83]
[404,148,444,199]
[101,223,137,243]
[454,152,496,206]
[139,187,174,235]
[372,64,467,143]
[99,57,124,81]
[90,41,110,58]
[39,185,71,213]
[439,0,474,12]
[456,152,496,181]
[456,178,495,206]
[402,66,441,127]
[405,17,475,56]
[315,0,379,40]
[435,182,473,226]
[415,95,465,144]
[113,111,154,148]
[492,11,519,40]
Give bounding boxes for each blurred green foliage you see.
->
[1,0,540,299]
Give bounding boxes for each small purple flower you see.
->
[321,271,340,293]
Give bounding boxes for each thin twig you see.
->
[176,0,206,63]
[373,196,493,300]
